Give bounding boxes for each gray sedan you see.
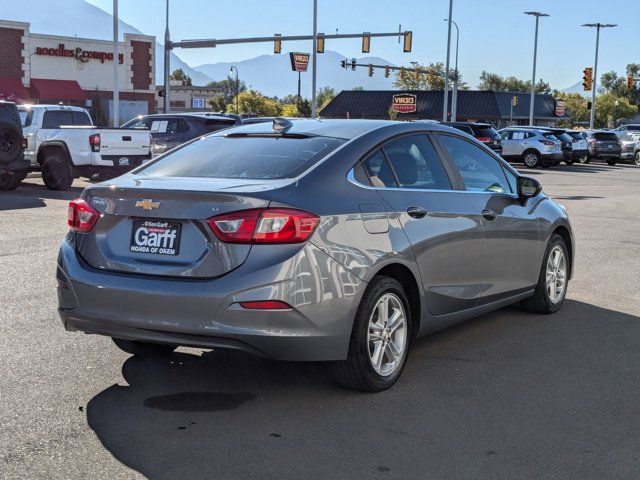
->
[58,119,574,392]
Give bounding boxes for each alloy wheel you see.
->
[0,132,15,154]
[524,153,538,168]
[546,246,567,304]
[635,152,640,166]
[367,293,407,377]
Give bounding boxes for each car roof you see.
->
[445,121,492,127]
[137,113,234,121]
[18,104,87,111]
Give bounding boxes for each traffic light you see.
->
[399,67,406,80]
[512,95,519,107]
[582,67,593,91]
[368,64,374,77]
[316,34,325,53]
[587,101,592,110]
[628,76,635,90]
[340,59,346,69]
[403,31,413,52]
[351,58,357,71]
[274,34,281,54]
[362,33,371,54]
[385,65,390,78]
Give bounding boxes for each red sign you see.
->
[391,93,417,114]
[35,43,124,64]
[555,99,566,117]
[289,52,310,72]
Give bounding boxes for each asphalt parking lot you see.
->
[1,163,640,480]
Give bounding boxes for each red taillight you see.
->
[476,136,491,143]
[239,300,292,310]
[21,137,27,149]
[68,198,100,233]
[539,139,555,146]
[89,133,101,152]
[207,208,320,244]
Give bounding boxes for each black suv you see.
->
[444,122,502,155]
[0,101,28,191]
[122,113,240,158]
[584,131,621,165]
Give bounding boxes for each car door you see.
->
[500,130,514,157]
[434,133,541,302]
[362,133,485,316]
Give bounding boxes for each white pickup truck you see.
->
[19,104,151,190]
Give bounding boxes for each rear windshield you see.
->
[138,135,345,179]
[555,133,572,142]
[472,126,499,138]
[543,133,558,140]
[594,132,619,141]
[566,132,584,140]
[625,125,640,131]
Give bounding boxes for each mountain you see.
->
[560,81,590,97]
[0,0,212,86]
[193,51,397,97]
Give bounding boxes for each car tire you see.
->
[520,234,569,314]
[564,158,575,166]
[112,337,177,356]
[42,153,73,191]
[606,159,617,166]
[0,168,26,191]
[522,150,540,169]
[332,276,411,392]
[634,152,640,166]
[0,126,20,163]
[579,155,590,164]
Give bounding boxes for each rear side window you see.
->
[72,111,92,126]
[42,111,73,128]
[382,135,451,190]
[139,135,345,179]
[436,134,511,194]
[363,150,397,187]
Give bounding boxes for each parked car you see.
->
[565,131,589,164]
[0,100,29,191]
[444,122,502,155]
[519,126,574,165]
[613,124,640,137]
[499,127,563,168]
[122,113,240,158]
[18,104,151,190]
[619,133,640,166]
[584,130,621,165]
[58,119,574,392]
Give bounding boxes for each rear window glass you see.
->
[555,133,572,142]
[566,132,583,140]
[18,108,33,127]
[139,135,345,179]
[594,132,619,141]
[473,126,498,138]
[625,125,640,131]
[42,110,73,128]
[543,133,558,141]
[72,111,92,126]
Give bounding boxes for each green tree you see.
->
[90,90,107,126]
[478,71,551,93]
[226,89,283,116]
[352,86,365,91]
[316,86,336,110]
[555,92,637,128]
[393,62,467,91]
[207,95,227,112]
[206,76,247,104]
[170,68,192,86]
[295,98,312,118]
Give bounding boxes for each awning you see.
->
[30,79,86,102]
[0,77,31,103]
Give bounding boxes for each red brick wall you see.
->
[131,40,151,90]
[0,27,24,77]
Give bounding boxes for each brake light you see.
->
[21,136,27,149]
[239,300,292,310]
[207,208,320,244]
[68,198,100,232]
[476,136,491,143]
[89,133,101,152]
[539,139,555,146]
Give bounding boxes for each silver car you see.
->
[499,128,563,168]
[58,119,574,391]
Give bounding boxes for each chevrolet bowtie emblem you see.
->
[135,199,161,210]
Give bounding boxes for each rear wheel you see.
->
[42,153,73,190]
[520,234,569,314]
[0,169,26,191]
[579,155,590,164]
[564,158,575,166]
[634,151,640,166]
[333,276,411,392]
[0,126,20,163]
[112,337,177,356]
[522,150,540,169]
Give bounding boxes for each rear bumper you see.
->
[571,149,588,160]
[0,154,29,172]
[541,152,563,165]
[57,238,365,361]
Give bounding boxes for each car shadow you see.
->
[85,299,640,479]
[0,181,83,211]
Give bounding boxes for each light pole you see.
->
[112,0,119,126]
[524,11,549,126]
[163,0,170,113]
[229,66,239,114]
[311,0,318,118]
[443,0,453,122]
[583,23,617,129]
[444,18,459,122]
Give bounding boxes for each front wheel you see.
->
[112,337,177,356]
[42,153,73,190]
[520,234,569,314]
[522,151,540,169]
[0,169,26,191]
[564,158,575,166]
[579,155,590,164]
[634,152,640,166]
[606,159,617,166]
[333,277,411,392]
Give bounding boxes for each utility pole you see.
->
[163,0,170,113]
[583,23,617,129]
[443,0,453,122]
[524,11,549,126]
[112,0,119,126]
[444,18,460,122]
[311,0,318,118]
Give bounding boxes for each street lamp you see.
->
[229,65,239,114]
[443,18,459,122]
[442,0,453,122]
[583,23,617,129]
[524,11,549,126]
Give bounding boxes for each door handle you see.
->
[482,209,497,221]
[407,206,429,219]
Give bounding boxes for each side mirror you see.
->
[517,176,542,199]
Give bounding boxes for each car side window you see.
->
[177,119,190,133]
[436,134,511,194]
[502,167,518,194]
[382,135,451,190]
[500,131,511,140]
[362,149,397,188]
[512,131,526,140]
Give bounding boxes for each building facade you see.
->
[156,83,225,113]
[0,19,155,125]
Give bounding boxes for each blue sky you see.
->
[87,0,639,89]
